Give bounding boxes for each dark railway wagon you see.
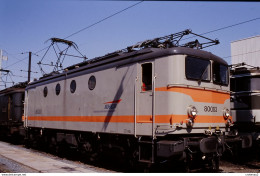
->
[0,82,27,139]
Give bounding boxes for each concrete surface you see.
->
[0,141,97,173]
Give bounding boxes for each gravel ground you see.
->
[0,155,38,173]
[0,143,114,173]
[220,160,260,173]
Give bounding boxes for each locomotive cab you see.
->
[144,48,231,169]
[152,49,230,136]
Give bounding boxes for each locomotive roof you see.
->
[231,66,260,77]
[27,47,227,88]
[0,81,27,95]
[65,46,227,70]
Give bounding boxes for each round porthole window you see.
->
[56,83,61,95]
[43,86,48,97]
[70,80,76,93]
[88,76,96,90]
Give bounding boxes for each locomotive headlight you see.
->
[223,108,230,120]
[187,105,198,119]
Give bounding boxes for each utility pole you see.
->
[21,51,37,82]
[28,51,32,82]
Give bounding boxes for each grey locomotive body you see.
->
[24,45,230,169]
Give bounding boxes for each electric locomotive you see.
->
[24,30,231,171]
[230,63,260,148]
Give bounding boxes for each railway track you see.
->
[219,160,260,173]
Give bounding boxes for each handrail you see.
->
[152,74,156,139]
[167,83,231,93]
[134,76,138,138]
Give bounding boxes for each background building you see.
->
[231,35,260,67]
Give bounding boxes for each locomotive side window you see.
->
[213,62,228,86]
[56,83,61,95]
[141,63,152,91]
[230,77,248,92]
[70,80,76,93]
[88,76,96,90]
[250,77,260,91]
[43,87,48,97]
[231,77,260,92]
[185,57,210,81]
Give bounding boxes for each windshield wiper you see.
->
[198,66,209,84]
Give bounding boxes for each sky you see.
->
[0,0,260,88]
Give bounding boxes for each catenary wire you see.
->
[3,1,144,71]
[182,17,260,41]
[222,49,260,59]
[64,1,144,39]
[2,5,260,78]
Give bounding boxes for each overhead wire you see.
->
[2,50,40,85]
[64,1,144,39]
[179,17,260,60]
[3,50,39,71]
[199,17,260,36]
[222,49,260,59]
[3,17,260,70]
[2,50,28,69]
[182,17,260,41]
[2,3,260,79]
[3,1,144,72]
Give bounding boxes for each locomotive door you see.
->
[135,61,155,138]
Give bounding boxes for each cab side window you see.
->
[141,63,152,91]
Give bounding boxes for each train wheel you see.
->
[57,140,69,158]
[47,135,58,154]
[76,135,100,163]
